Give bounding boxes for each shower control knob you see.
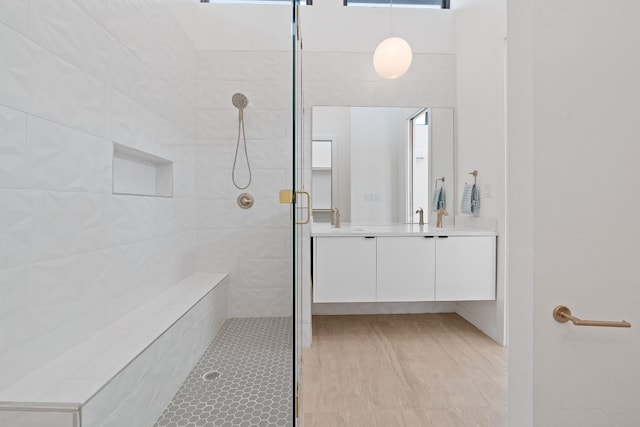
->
[237,193,254,209]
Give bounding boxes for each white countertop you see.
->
[311,222,497,237]
[311,223,497,237]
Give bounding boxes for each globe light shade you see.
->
[373,36,413,79]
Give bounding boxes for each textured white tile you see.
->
[106,42,150,114]
[197,198,289,229]
[300,52,341,82]
[243,108,290,140]
[243,79,291,110]
[404,53,456,83]
[195,143,235,169]
[0,189,37,269]
[0,267,27,355]
[249,168,291,198]
[237,257,291,289]
[169,145,196,199]
[0,344,27,391]
[198,166,288,201]
[150,197,177,238]
[196,51,230,81]
[26,251,109,339]
[29,191,106,262]
[106,0,144,58]
[238,227,291,259]
[196,254,239,277]
[71,0,107,27]
[196,167,235,199]
[228,288,292,317]
[0,105,26,188]
[29,0,112,83]
[329,80,375,106]
[197,228,242,260]
[26,116,112,193]
[0,24,106,136]
[196,80,243,110]
[0,0,29,35]
[104,195,154,246]
[101,240,148,303]
[196,109,236,141]
[301,80,332,106]
[195,142,291,196]
[222,51,291,82]
[247,139,292,169]
[105,88,140,146]
[175,198,196,233]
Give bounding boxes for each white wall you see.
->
[428,107,455,226]
[505,0,534,422]
[312,106,351,222]
[350,107,414,224]
[509,0,640,424]
[452,0,507,344]
[0,0,197,391]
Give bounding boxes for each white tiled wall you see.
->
[0,0,197,392]
[194,50,293,318]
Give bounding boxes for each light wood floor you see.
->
[301,314,507,427]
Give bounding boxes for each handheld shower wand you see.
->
[232,92,248,119]
[231,93,251,190]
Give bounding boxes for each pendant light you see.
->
[373,0,413,79]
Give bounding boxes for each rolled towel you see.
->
[461,184,473,214]
[432,187,442,212]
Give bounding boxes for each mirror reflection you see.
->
[311,106,454,226]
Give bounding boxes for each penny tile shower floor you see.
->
[154,317,293,427]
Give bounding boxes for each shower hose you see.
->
[232,108,251,190]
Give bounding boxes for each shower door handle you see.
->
[278,190,312,225]
[295,191,311,225]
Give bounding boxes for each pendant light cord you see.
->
[232,110,252,190]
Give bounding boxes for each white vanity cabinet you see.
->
[312,225,497,303]
[313,236,377,303]
[377,236,436,301]
[434,236,496,301]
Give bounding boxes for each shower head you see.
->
[232,93,248,110]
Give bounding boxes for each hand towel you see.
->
[471,184,480,215]
[437,186,446,210]
[461,183,473,214]
[432,187,442,212]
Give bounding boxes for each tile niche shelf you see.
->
[112,143,173,197]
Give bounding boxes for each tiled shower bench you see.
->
[0,272,228,427]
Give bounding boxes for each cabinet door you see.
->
[313,236,377,303]
[377,236,436,301]
[435,236,496,301]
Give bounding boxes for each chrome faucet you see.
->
[332,207,341,228]
[415,207,424,226]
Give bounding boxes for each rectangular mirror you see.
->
[311,106,454,226]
